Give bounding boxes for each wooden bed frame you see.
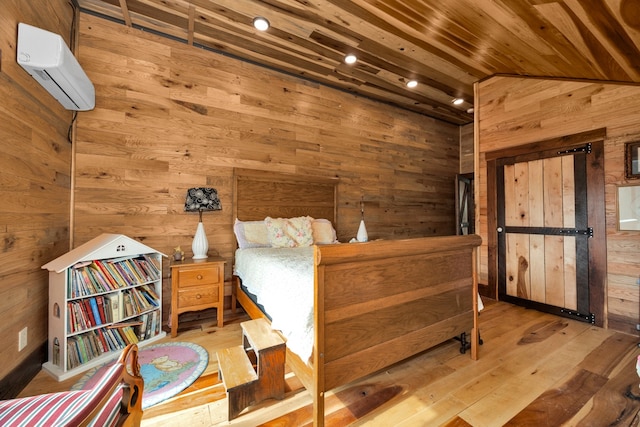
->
[231,168,481,426]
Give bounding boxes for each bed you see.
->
[231,168,481,426]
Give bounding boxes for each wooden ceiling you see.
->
[75,0,640,125]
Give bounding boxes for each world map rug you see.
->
[72,342,209,409]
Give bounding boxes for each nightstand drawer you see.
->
[177,286,219,308]
[177,267,221,287]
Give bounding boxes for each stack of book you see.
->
[66,312,161,369]
[68,255,161,298]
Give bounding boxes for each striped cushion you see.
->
[0,363,124,427]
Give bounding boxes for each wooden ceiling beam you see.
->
[187,4,195,45]
[118,0,132,27]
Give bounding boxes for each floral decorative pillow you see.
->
[265,216,314,248]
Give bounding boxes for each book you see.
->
[123,292,134,317]
[94,329,108,355]
[104,293,122,323]
[89,298,102,326]
[77,301,91,330]
[69,303,80,333]
[136,314,148,340]
[97,296,107,324]
[76,335,88,364]
[103,298,112,323]
[150,310,158,337]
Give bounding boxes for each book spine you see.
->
[89,298,102,326]
[96,296,105,322]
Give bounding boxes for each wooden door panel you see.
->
[530,234,545,303]
[562,156,575,229]
[543,157,563,227]
[529,160,544,227]
[500,145,587,319]
[504,165,517,226]
[505,233,531,298]
[564,236,577,310]
[544,235,565,307]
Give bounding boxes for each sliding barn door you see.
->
[496,144,594,323]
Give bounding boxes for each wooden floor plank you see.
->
[504,369,608,426]
[577,361,640,426]
[577,333,639,376]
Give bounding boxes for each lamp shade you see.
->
[184,188,221,259]
[184,187,221,212]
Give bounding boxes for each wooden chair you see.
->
[0,344,143,427]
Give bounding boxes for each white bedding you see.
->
[234,246,314,362]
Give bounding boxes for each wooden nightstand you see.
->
[170,257,225,337]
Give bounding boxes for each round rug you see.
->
[72,342,209,409]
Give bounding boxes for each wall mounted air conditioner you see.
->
[17,23,95,111]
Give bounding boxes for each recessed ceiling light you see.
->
[253,17,270,31]
[452,98,464,105]
[344,54,357,64]
[406,80,418,88]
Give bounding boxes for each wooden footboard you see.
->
[312,234,481,426]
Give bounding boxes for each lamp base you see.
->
[356,219,368,242]
[192,221,209,259]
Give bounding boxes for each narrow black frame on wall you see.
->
[625,141,640,179]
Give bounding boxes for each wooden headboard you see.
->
[233,168,339,226]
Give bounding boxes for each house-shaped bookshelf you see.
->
[42,234,167,381]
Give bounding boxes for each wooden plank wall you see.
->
[460,123,474,174]
[74,14,460,322]
[476,76,640,334]
[0,0,74,381]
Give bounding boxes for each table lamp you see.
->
[184,187,221,259]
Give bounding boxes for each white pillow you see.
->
[311,218,338,244]
[233,219,270,249]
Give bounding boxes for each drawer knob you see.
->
[196,294,201,299]
[197,274,203,280]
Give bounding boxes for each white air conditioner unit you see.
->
[17,23,95,111]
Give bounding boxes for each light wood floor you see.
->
[20,300,640,426]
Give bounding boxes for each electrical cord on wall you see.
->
[67,111,78,143]
[67,0,79,144]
